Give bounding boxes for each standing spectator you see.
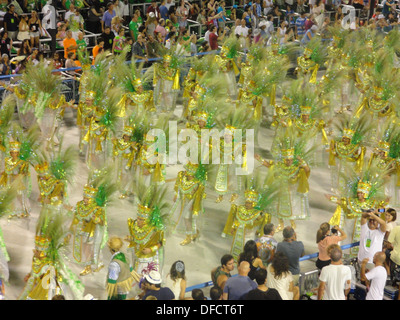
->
[101,2,116,32]
[120,0,130,26]
[111,16,123,36]
[76,31,87,55]
[295,11,307,40]
[222,261,257,300]
[112,27,126,54]
[164,260,187,300]
[63,29,78,59]
[145,12,158,37]
[276,226,305,286]
[317,244,352,300]
[360,251,388,300]
[263,0,274,15]
[3,4,19,41]
[238,240,266,281]
[159,0,169,20]
[259,15,274,42]
[235,19,249,50]
[176,0,190,31]
[29,10,41,49]
[256,223,278,266]
[92,37,104,60]
[129,13,140,42]
[266,252,300,300]
[385,208,397,240]
[86,3,103,34]
[132,34,148,62]
[0,31,12,59]
[210,286,223,300]
[141,270,175,300]
[56,22,68,49]
[211,254,235,291]
[146,33,162,60]
[387,225,400,293]
[69,8,84,39]
[155,18,167,39]
[315,223,347,271]
[217,1,227,32]
[358,209,387,269]
[147,0,161,21]
[17,15,30,42]
[165,0,175,11]
[101,25,115,52]
[208,24,226,51]
[64,3,76,22]
[42,0,57,54]
[245,268,282,300]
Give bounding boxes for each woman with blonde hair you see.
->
[316,222,346,270]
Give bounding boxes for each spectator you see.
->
[0,54,11,75]
[65,51,79,74]
[125,37,133,61]
[385,208,397,240]
[315,223,347,270]
[176,0,190,31]
[211,254,235,291]
[164,260,187,300]
[146,33,162,60]
[28,10,41,50]
[102,2,116,32]
[190,34,197,55]
[76,31,87,55]
[301,24,318,45]
[145,13,158,37]
[238,240,266,281]
[101,25,115,52]
[360,251,388,300]
[217,1,227,31]
[0,31,12,59]
[51,51,63,74]
[245,268,282,300]
[266,251,299,300]
[147,0,161,21]
[191,289,207,300]
[111,15,123,36]
[304,14,315,31]
[69,8,84,39]
[129,13,140,42]
[276,226,304,286]
[112,27,126,54]
[3,4,19,41]
[358,209,387,269]
[63,29,78,59]
[256,223,278,266]
[17,14,30,41]
[51,294,66,300]
[160,0,169,20]
[92,37,104,60]
[295,12,307,40]
[208,24,226,51]
[86,3,103,34]
[132,33,148,62]
[155,18,167,39]
[64,3,75,22]
[209,286,223,300]
[141,270,175,300]
[56,23,68,49]
[17,39,32,57]
[387,225,400,292]
[222,261,257,300]
[165,0,175,11]
[317,244,352,300]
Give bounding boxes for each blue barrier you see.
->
[185,241,360,293]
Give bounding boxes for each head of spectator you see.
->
[283,226,296,241]
[254,268,268,286]
[143,270,162,290]
[271,251,290,279]
[241,19,246,28]
[239,240,259,264]
[191,289,206,300]
[210,286,223,300]
[386,208,397,224]
[169,260,186,281]
[238,260,251,277]
[327,244,342,263]
[8,3,15,14]
[316,222,331,243]
[52,294,66,300]
[264,223,275,237]
[107,2,114,13]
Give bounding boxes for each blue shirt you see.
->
[217,6,226,22]
[295,17,306,36]
[102,10,116,28]
[159,5,169,20]
[223,275,258,300]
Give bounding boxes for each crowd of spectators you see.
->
[0,0,398,76]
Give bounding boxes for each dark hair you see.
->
[271,252,290,280]
[169,260,186,281]
[254,268,267,285]
[209,286,223,300]
[221,254,234,267]
[263,223,274,235]
[52,294,66,300]
[387,208,397,221]
[191,289,205,300]
[238,240,258,264]
[282,226,295,240]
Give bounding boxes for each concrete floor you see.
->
[1,100,349,300]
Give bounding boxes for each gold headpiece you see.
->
[132,78,142,89]
[343,128,355,139]
[221,46,229,56]
[34,235,51,254]
[184,162,199,175]
[300,106,312,115]
[245,189,259,203]
[35,162,50,175]
[123,126,134,136]
[137,204,152,219]
[9,141,21,152]
[357,180,372,196]
[196,111,208,122]
[83,184,98,199]
[163,54,172,62]
[86,90,96,100]
[282,148,295,159]
[225,125,236,135]
[378,140,390,152]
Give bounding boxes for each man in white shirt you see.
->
[358,209,387,269]
[360,251,387,300]
[234,19,249,37]
[318,244,352,300]
[42,0,58,54]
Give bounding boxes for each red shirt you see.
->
[209,32,218,50]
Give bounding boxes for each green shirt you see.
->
[129,21,139,41]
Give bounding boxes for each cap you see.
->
[145,270,162,284]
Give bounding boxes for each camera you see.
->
[331,228,338,234]
[378,208,385,213]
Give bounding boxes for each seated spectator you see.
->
[51,51,64,74]
[17,39,32,57]
[266,252,300,300]
[132,33,148,61]
[125,37,133,61]
[56,22,68,49]
[0,30,12,59]
[244,268,282,300]
[301,24,318,45]
[295,12,307,40]
[112,27,126,54]
[65,51,79,74]
[155,18,167,39]
[209,286,223,300]
[141,270,175,300]
[146,33,162,60]
[76,31,87,55]
[0,53,11,75]
[191,289,207,300]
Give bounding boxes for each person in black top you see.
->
[245,268,282,300]
[3,4,19,41]
[238,240,266,281]
[101,25,114,52]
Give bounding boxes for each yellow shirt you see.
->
[388,226,400,266]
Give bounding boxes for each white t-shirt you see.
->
[319,264,352,300]
[358,223,386,263]
[164,274,183,300]
[365,265,387,300]
[266,264,294,300]
[235,25,249,37]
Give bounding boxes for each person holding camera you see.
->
[358,208,387,272]
[316,222,347,270]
